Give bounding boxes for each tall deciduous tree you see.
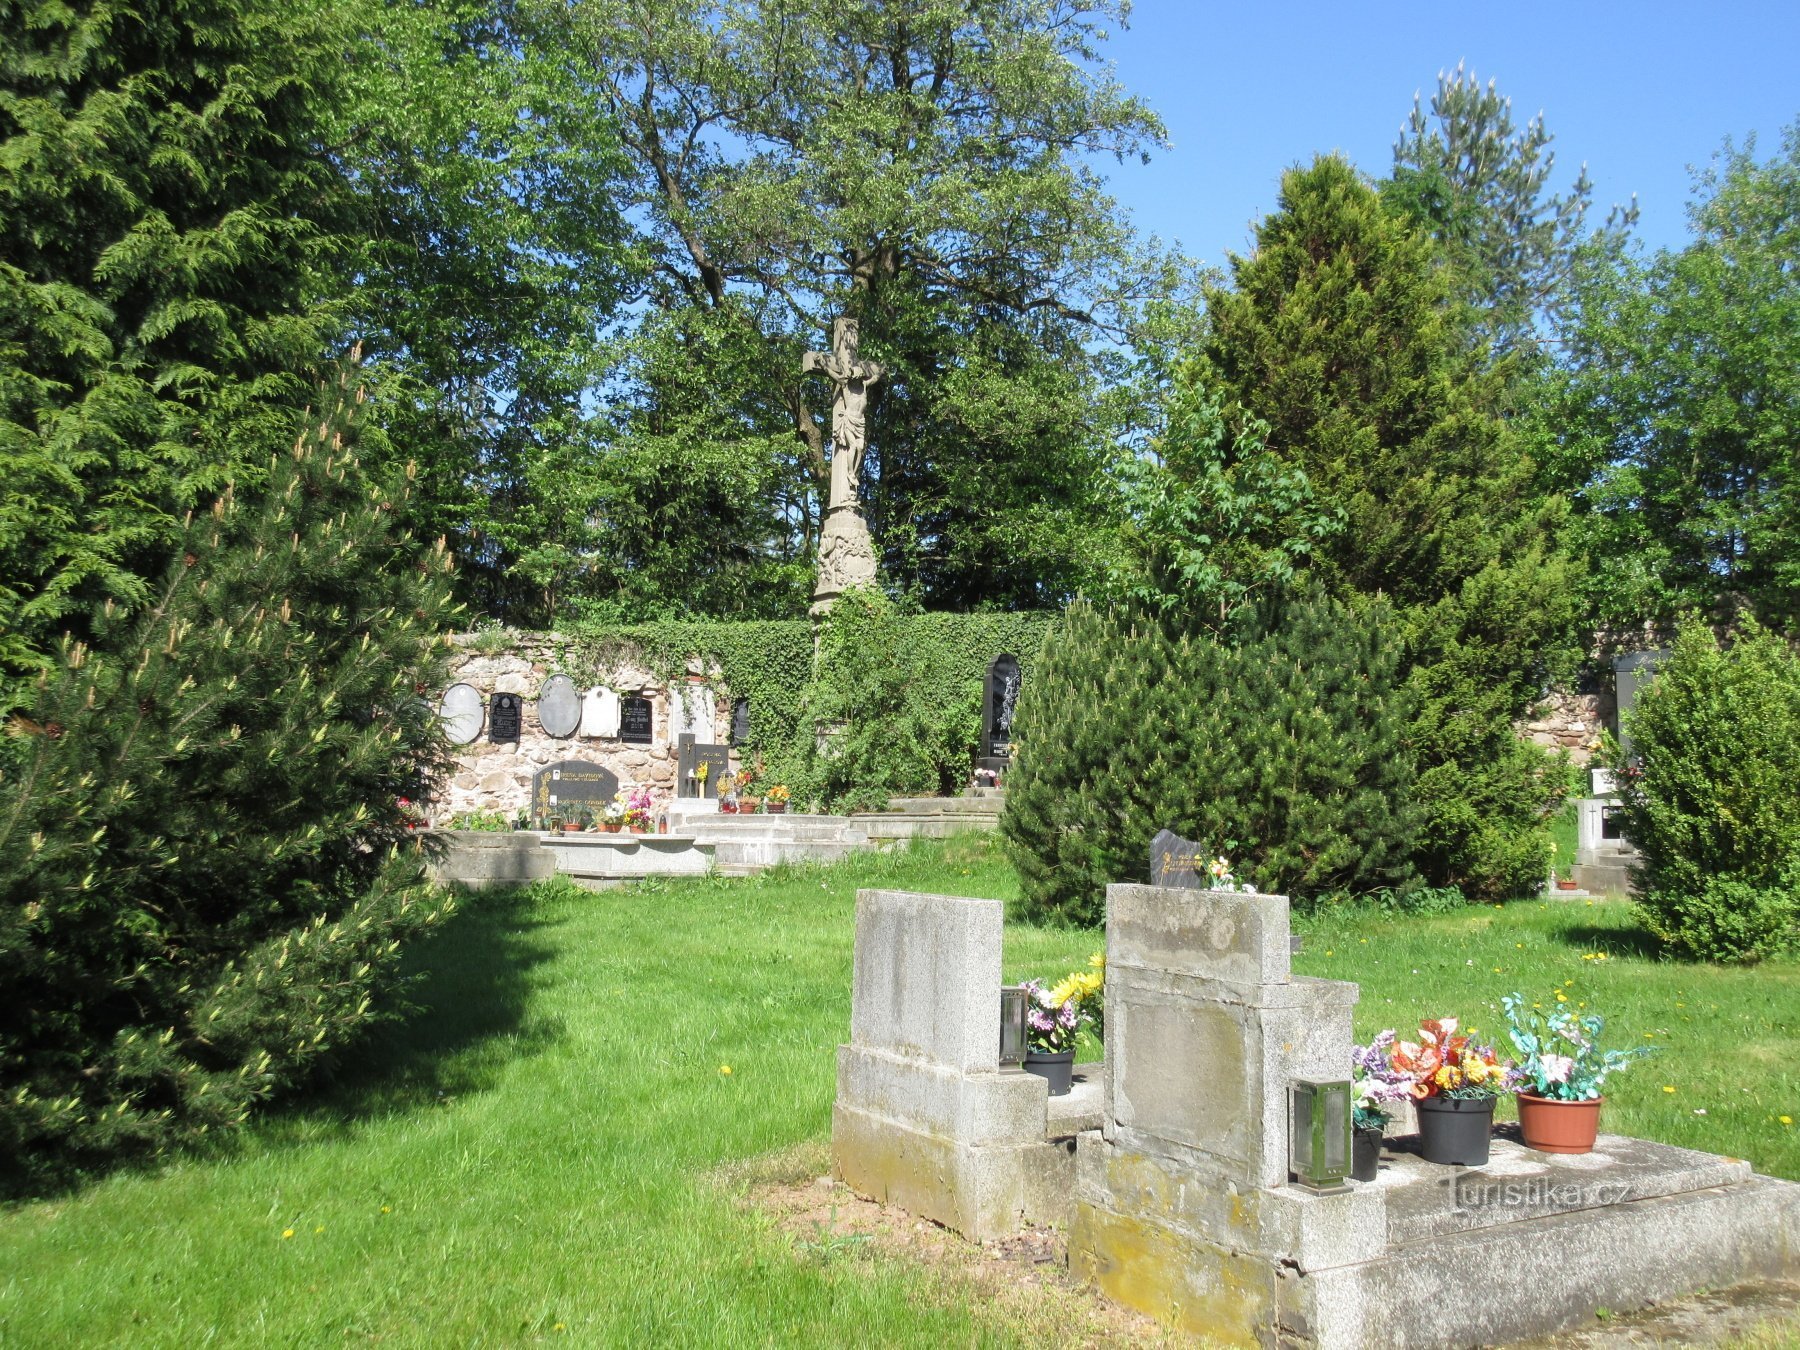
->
[562,0,1177,613]
[1552,125,1800,635]
[1198,156,1577,899]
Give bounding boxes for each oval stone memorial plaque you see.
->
[440,682,484,746]
[537,674,580,738]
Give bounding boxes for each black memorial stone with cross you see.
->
[619,694,654,746]
[977,653,1021,775]
[677,733,731,800]
[489,691,523,743]
[1149,829,1210,889]
[532,761,620,827]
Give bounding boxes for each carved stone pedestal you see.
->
[810,504,879,617]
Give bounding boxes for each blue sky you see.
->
[1090,1,1800,266]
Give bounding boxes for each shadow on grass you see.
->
[271,882,565,1131]
[1549,922,1666,961]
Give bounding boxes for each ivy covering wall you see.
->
[516,592,1052,810]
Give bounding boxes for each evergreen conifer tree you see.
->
[0,369,459,1192]
[1002,591,1418,925]
[1198,156,1576,899]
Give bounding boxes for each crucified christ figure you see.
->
[801,316,884,511]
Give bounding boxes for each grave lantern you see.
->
[998,985,1028,1071]
[1288,1078,1352,1191]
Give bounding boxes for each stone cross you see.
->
[802,317,884,511]
[801,316,883,614]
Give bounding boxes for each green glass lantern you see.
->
[998,985,1028,1070]
[1289,1078,1352,1191]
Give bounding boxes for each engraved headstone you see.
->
[1150,828,1208,889]
[531,760,620,824]
[730,697,751,746]
[676,733,732,800]
[619,694,653,746]
[536,674,581,738]
[489,691,523,743]
[978,654,1022,771]
[440,683,484,746]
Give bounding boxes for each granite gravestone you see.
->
[676,733,732,800]
[531,761,620,824]
[536,674,581,738]
[440,683,484,746]
[978,654,1021,771]
[619,694,653,746]
[730,697,751,747]
[1149,828,1208,889]
[489,691,523,743]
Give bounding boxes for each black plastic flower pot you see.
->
[1414,1095,1495,1166]
[1352,1125,1384,1181]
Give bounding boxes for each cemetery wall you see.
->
[1519,687,1608,764]
[431,634,732,822]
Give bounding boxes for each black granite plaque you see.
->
[489,691,523,743]
[730,697,751,747]
[676,733,732,800]
[531,760,620,824]
[980,654,1022,761]
[1150,828,1208,890]
[619,694,653,745]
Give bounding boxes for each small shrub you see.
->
[1612,621,1800,961]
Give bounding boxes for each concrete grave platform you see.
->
[831,889,1102,1240]
[534,832,714,888]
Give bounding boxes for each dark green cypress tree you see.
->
[1198,156,1577,899]
[0,369,459,1193]
[0,0,355,700]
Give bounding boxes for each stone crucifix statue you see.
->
[802,315,882,614]
[801,316,884,511]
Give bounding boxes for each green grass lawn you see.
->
[1,835,1795,1346]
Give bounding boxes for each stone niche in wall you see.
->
[433,633,732,821]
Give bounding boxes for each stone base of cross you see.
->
[810,504,879,617]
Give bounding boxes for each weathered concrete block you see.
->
[849,890,1002,1074]
[831,1101,1077,1239]
[425,831,555,889]
[835,1046,1047,1144]
[1107,882,1292,987]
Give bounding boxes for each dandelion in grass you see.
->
[282,1228,295,1240]
[719,1065,733,1076]
[1781,1115,1793,1126]
[1664,1085,1677,1094]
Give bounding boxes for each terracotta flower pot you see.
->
[1516,1092,1604,1154]
[765,802,787,814]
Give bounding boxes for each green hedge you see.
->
[1611,621,1800,961]
[533,599,1051,811]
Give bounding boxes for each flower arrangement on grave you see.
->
[621,785,655,833]
[1389,1017,1512,1100]
[1021,966,1104,1055]
[1207,855,1238,889]
[1352,1031,1412,1129]
[1502,993,1653,1154]
[601,796,626,831]
[764,783,790,812]
[1390,1016,1515,1166]
[693,760,710,791]
[396,796,429,831]
[1349,1030,1413,1179]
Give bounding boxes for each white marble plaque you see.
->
[537,674,580,738]
[440,682,484,746]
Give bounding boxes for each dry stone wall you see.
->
[432,634,731,823]
[1519,688,1610,764]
